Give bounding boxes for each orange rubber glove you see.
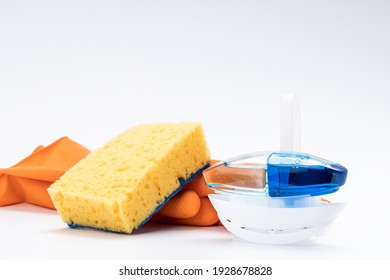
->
[0,137,90,209]
[150,160,220,226]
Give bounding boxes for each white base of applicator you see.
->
[209,194,345,245]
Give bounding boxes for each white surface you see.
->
[1,0,390,260]
[0,203,374,260]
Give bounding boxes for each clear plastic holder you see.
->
[204,94,347,245]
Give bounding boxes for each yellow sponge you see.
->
[48,123,210,234]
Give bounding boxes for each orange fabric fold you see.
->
[0,137,90,209]
[0,167,67,182]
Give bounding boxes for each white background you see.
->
[0,0,389,260]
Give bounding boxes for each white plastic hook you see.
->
[280,94,301,152]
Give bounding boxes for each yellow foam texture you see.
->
[48,123,210,234]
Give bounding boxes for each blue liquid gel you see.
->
[267,164,348,197]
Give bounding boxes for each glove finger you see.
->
[151,197,219,226]
[157,190,201,218]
